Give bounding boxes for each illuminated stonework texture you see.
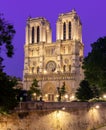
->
[23,9,84,101]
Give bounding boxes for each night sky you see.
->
[0,0,106,79]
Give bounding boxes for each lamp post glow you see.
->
[65,94,68,99]
[103,94,106,99]
[70,95,75,101]
[64,94,68,101]
[62,107,65,110]
[45,94,48,97]
[95,105,100,109]
[20,97,23,110]
[33,93,36,100]
[33,93,36,96]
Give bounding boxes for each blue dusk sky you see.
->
[0,0,106,79]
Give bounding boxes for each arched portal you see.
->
[42,82,57,102]
[41,81,74,102]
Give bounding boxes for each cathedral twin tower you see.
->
[23,9,84,101]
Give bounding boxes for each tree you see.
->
[83,36,106,94]
[28,79,42,100]
[0,14,15,71]
[91,85,100,98]
[0,15,20,114]
[57,82,66,101]
[0,72,20,113]
[75,80,94,101]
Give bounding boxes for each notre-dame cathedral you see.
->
[23,9,84,101]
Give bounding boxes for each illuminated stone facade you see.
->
[23,9,84,101]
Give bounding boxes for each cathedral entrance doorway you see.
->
[42,82,57,102]
[48,93,54,101]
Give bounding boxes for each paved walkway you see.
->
[97,126,106,130]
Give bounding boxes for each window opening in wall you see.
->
[69,65,71,71]
[37,26,40,43]
[63,65,66,72]
[37,66,39,73]
[63,22,66,40]
[69,22,71,39]
[32,67,34,73]
[32,27,34,43]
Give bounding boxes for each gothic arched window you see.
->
[32,27,34,43]
[32,67,34,73]
[63,65,66,72]
[69,22,71,39]
[37,26,40,43]
[69,65,71,71]
[63,22,66,40]
[37,66,39,74]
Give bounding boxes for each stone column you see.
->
[42,26,46,42]
[47,29,52,43]
[25,24,29,45]
[39,56,43,73]
[73,19,78,41]
[61,23,63,40]
[34,26,37,43]
[40,25,43,42]
[56,21,61,40]
[78,24,82,43]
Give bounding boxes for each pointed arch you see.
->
[69,22,71,39]
[63,65,66,72]
[69,65,71,71]
[37,26,40,43]
[32,27,34,43]
[37,66,39,74]
[63,22,66,40]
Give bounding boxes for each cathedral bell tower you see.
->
[25,17,52,44]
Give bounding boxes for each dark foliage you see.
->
[57,82,66,101]
[83,37,106,94]
[76,80,94,101]
[0,72,21,113]
[0,15,20,114]
[17,90,31,102]
[28,79,42,100]
[0,14,15,70]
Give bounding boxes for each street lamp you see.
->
[19,97,23,110]
[33,93,36,100]
[70,95,75,101]
[95,105,100,109]
[103,94,106,99]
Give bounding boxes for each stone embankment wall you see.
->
[0,102,106,130]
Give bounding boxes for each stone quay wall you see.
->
[0,102,106,130]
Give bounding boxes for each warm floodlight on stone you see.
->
[45,94,48,97]
[56,94,59,98]
[62,107,66,110]
[70,95,75,100]
[33,93,36,96]
[65,94,68,99]
[95,105,100,109]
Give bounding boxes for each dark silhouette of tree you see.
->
[57,82,66,101]
[28,79,42,100]
[0,15,20,114]
[75,80,94,101]
[83,36,106,94]
[0,14,15,71]
[91,85,100,98]
[0,73,21,113]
